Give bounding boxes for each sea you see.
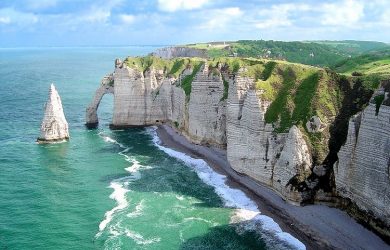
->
[0,47,305,250]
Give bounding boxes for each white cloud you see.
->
[0,16,11,24]
[255,3,310,29]
[0,8,38,26]
[199,7,242,30]
[26,0,57,10]
[321,0,364,26]
[82,8,111,23]
[380,9,390,26]
[158,0,209,12]
[120,14,135,25]
[255,19,291,29]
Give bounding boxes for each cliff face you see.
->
[86,56,390,238]
[188,64,226,145]
[335,92,390,234]
[38,84,69,143]
[227,79,312,202]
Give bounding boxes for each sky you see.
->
[0,0,389,46]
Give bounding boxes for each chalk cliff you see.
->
[86,56,390,239]
[38,84,69,143]
[335,88,390,236]
[86,73,114,127]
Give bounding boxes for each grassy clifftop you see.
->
[186,40,390,67]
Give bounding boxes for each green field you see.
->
[185,40,390,68]
[332,49,390,77]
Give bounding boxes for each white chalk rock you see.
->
[306,116,325,133]
[37,84,69,143]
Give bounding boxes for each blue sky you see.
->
[0,0,389,46]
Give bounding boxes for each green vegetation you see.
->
[264,68,296,132]
[311,40,389,54]
[181,62,203,97]
[169,58,190,78]
[220,75,229,101]
[124,56,173,73]
[374,94,385,115]
[291,72,320,125]
[262,61,276,80]
[332,49,390,77]
[124,56,204,80]
[185,40,390,68]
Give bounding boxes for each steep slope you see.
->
[335,82,390,238]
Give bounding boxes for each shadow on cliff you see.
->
[313,75,374,194]
[98,127,226,208]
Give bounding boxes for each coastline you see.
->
[156,124,389,250]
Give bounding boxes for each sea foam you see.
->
[98,181,129,233]
[148,127,306,250]
[96,133,147,239]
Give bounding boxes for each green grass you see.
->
[333,49,390,76]
[124,56,173,73]
[181,62,203,97]
[291,72,320,125]
[264,68,296,131]
[374,94,385,115]
[262,61,277,80]
[169,59,189,78]
[220,75,229,101]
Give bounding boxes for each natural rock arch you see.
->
[85,74,114,128]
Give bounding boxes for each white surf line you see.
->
[147,126,305,250]
[97,181,129,234]
[124,229,161,245]
[96,132,143,238]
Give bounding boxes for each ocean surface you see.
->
[0,47,304,250]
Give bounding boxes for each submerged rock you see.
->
[37,84,69,143]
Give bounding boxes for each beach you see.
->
[156,124,389,250]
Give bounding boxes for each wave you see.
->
[127,200,145,218]
[99,132,126,149]
[98,181,129,234]
[147,126,305,250]
[124,229,161,245]
[96,133,147,239]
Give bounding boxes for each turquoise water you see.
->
[0,47,303,250]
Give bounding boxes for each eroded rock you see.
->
[306,116,325,133]
[37,84,69,143]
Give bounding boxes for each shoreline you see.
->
[156,124,389,250]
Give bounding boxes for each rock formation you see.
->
[335,89,390,236]
[227,80,312,203]
[188,63,226,145]
[37,84,69,143]
[86,74,114,127]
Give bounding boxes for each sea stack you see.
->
[37,84,69,143]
